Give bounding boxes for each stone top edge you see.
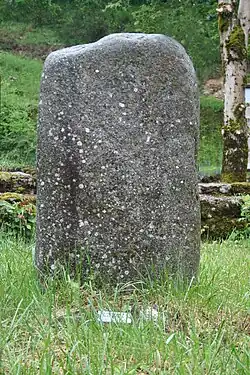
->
[45,33,188,62]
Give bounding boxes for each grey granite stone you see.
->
[35,33,200,283]
[198,183,232,195]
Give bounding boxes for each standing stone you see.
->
[35,33,200,283]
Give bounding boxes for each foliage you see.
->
[0,0,220,81]
[57,0,220,80]
[57,0,110,44]
[0,0,224,171]
[0,0,62,26]
[241,195,250,220]
[0,21,62,46]
[228,194,250,240]
[0,199,36,237]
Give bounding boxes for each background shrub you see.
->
[0,0,62,25]
[0,199,36,238]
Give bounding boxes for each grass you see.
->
[0,21,62,46]
[0,52,42,166]
[0,234,249,374]
[199,96,223,176]
[0,156,34,171]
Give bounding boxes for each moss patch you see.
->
[221,101,247,183]
[200,193,248,239]
[221,171,247,183]
[218,14,230,33]
[231,182,250,195]
[201,217,245,240]
[223,103,246,133]
[221,129,248,182]
[225,25,247,62]
[0,192,36,203]
[0,172,13,182]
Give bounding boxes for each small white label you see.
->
[97,310,132,324]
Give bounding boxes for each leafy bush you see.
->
[0,199,36,238]
[0,0,62,25]
[0,1,223,170]
[58,0,109,44]
[0,0,220,81]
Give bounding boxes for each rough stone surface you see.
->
[0,171,35,194]
[199,182,232,195]
[200,194,242,219]
[200,194,244,239]
[199,182,250,196]
[35,33,200,283]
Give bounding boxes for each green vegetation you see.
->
[238,194,250,237]
[226,25,248,62]
[0,199,36,238]
[0,234,249,373]
[0,192,36,203]
[199,96,223,175]
[0,52,42,166]
[0,21,62,46]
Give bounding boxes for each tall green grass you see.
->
[0,234,249,374]
[0,52,42,166]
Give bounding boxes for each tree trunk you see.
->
[218,0,249,182]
